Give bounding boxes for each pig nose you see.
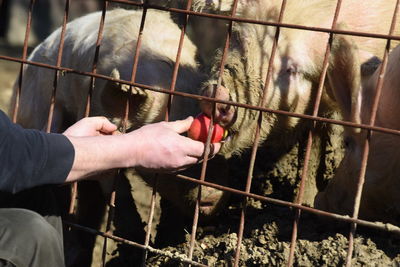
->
[200,84,235,128]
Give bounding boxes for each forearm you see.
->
[63,118,214,182]
[64,134,136,182]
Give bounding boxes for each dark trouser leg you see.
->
[0,208,65,267]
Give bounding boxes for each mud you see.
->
[143,144,400,266]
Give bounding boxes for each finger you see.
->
[209,143,221,156]
[164,116,194,134]
[112,130,122,136]
[183,137,206,158]
[169,156,200,173]
[96,117,118,134]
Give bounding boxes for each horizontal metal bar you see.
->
[174,174,400,236]
[63,221,208,267]
[109,0,400,41]
[2,54,400,137]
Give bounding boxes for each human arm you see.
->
[0,110,74,193]
[0,112,220,193]
[63,116,221,182]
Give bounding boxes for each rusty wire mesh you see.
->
[1,0,400,266]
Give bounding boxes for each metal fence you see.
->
[1,0,400,266]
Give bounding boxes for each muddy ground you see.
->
[1,40,400,267]
[143,146,400,266]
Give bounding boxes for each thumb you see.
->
[97,117,118,134]
[165,116,194,134]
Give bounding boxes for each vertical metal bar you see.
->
[187,1,240,264]
[287,0,343,266]
[233,1,287,266]
[132,4,160,265]
[101,169,120,267]
[68,0,109,218]
[100,1,149,265]
[141,0,194,262]
[64,1,112,265]
[166,0,192,115]
[45,0,70,133]
[141,175,158,266]
[84,0,109,118]
[344,1,399,266]
[11,0,35,123]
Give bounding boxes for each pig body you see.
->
[315,44,400,224]
[11,8,230,265]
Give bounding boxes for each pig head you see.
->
[315,44,400,224]
[200,0,399,159]
[196,0,398,205]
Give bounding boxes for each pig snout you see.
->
[199,187,229,217]
[200,84,236,128]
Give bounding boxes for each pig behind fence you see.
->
[198,0,400,205]
[9,0,400,264]
[10,8,231,265]
[315,44,400,225]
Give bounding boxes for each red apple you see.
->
[188,113,225,143]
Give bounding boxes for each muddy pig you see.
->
[315,44,400,224]
[199,0,400,205]
[10,8,230,265]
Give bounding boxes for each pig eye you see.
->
[286,65,298,75]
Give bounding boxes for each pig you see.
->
[11,7,230,216]
[148,0,234,69]
[199,0,400,205]
[9,8,230,265]
[315,44,400,224]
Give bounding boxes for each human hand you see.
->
[127,117,221,172]
[63,116,118,137]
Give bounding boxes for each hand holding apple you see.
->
[188,113,226,143]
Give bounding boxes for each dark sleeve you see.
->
[0,110,75,193]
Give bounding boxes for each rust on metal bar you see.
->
[11,0,36,123]
[288,0,344,265]
[173,174,400,236]
[137,7,155,265]
[109,2,150,265]
[233,1,287,266]
[141,174,159,266]
[187,0,241,263]
[63,221,208,267]
[109,0,400,42]
[345,1,400,266]
[45,0,70,133]
[85,0,109,118]
[3,54,400,137]
[139,0,192,263]
[68,0,110,220]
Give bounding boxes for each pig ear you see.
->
[107,68,147,96]
[327,32,361,130]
